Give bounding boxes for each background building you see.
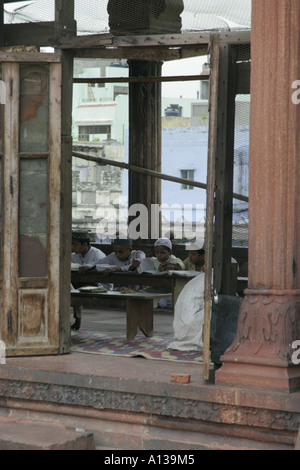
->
[72,58,249,245]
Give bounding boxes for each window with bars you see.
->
[180,169,195,190]
[78,124,111,141]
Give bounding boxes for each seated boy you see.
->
[72,231,106,265]
[98,236,145,273]
[71,231,106,330]
[79,236,146,291]
[183,238,205,272]
[79,236,145,273]
[150,238,185,309]
[151,237,185,271]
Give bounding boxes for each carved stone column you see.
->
[215,0,300,392]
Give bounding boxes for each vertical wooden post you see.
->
[295,427,300,450]
[55,0,76,41]
[128,60,162,244]
[107,0,183,34]
[213,44,237,296]
[55,0,76,353]
[0,1,4,47]
[203,34,220,380]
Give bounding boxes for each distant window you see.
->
[180,169,195,190]
[201,80,209,100]
[78,125,111,141]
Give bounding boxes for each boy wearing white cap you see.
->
[183,238,205,272]
[71,231,106,331]
[151,238,185,271]
[148,238,184,309]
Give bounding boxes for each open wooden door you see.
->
[203,37,251,379]
[0,52,68,356]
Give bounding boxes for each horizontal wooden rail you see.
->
[72,150,249,203]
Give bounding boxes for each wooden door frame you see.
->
[0,52,70,355]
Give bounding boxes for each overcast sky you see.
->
[162,56,207,100]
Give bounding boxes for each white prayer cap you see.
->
[154,237,172,250]
[185,238,205,251]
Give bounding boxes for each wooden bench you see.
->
[71,290,171,340]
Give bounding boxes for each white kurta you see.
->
[167,272,205,351]
[95,250,145,270]
[71,246,105,265]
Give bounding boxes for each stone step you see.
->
[90,420,294,451]
[0,416,294,451]
[0,419,95,450]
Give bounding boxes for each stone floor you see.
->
[0,306,299,450]
[67,305,207,385]
[75,304,175,338]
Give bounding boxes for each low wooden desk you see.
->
[71,269,198,305]
[71,290,171,340]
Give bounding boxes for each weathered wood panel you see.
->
[0,58,64,356]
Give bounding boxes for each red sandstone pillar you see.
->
[215,0,300,392]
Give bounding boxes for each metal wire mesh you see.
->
[232,44,250,248]
[4,0,251,35]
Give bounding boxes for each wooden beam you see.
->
[73,74,209,85]
[112,31,250,48]
[67,31,250,49]
[72,150,207,191]
[74,44,208,61]
[72,149,248,202]
[0,51,61,62]
[57,33,113,49]
[3,22,249,50]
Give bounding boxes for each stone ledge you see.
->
[0,417,95,450]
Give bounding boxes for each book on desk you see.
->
[136,258,201,277]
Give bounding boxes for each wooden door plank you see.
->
[48,62,62,348]
[2,62,19,346]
